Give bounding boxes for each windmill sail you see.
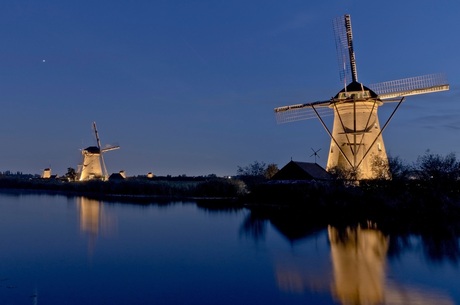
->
[333,14,358,84]
[370,73,449,100]
[101,145,120,153]
[274,100,333,124]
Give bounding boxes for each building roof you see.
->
[108,173,125,181]
[84,146,101,154]
[271,161,331,181]
[334,81,378,99]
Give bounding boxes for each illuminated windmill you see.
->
[78,122,120,181]
[274,14,449,179]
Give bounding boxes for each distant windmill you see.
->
[274,14,449,179]
[78,122,120,181]
[310,148,321,164]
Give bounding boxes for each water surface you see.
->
[0,193,458,304]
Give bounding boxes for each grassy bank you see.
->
[0,176,246,202]
[243,178,460,237]
[2,174,460,229]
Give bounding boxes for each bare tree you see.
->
[387,155,412,181]
[264,163,279,179]
[328,166,361,182]
[65,167,78,182]
[415,150,459,181]
[370,154,391,180]
[237,161,267,177]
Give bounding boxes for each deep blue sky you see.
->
[0,0,458,176]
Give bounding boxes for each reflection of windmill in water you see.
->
[78,122,120,181]
[76,197,117,257]
[272,225,455,305]
[274,14,449,179]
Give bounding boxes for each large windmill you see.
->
[78,122,120,181]
[274,14,449,179]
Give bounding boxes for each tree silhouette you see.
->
[65,167,78,181]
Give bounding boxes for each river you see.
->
[0,192,458,304]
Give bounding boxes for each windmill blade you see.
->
[100,154,109,179]
[92,122,102,151]
[333,14,358,84]
[92,121,108,178]
[101,145,120,153]
[370,73,449,100]
[274,100,332,124]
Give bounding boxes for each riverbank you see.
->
[243,179,460,244]
[2,175,460,231]
[0,175,245,203]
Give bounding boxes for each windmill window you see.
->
[345,91,370,99]
[378,143,382,151]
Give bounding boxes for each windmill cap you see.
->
[334,81,378,99]
[84,146,100,153]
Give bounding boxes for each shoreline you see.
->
[2,176,460,228]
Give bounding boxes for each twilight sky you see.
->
[0,0,458,176]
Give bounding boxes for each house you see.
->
[108,172,125,181]
[271,161,331,181]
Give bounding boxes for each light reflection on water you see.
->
[328,226,454,305]
[271,225,456,305]
[76,197,117,256]
[242,209,459,305]
[0,192,458,304]
[329,226,388,304]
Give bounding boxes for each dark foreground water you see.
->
[0,193,459,305]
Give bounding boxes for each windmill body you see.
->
[274,14,449,180]
[78,122,120,181]
[327,82,387,179]
[79,146,104,181]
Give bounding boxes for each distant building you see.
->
[271,161,331,181]
[108,171,125,181]
[42,168,52,179]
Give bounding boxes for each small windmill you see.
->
[310,148,321,164]
[274,14,449,179]
[78,122,120,181]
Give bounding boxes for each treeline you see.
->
[243,151,460,233]
[2,151,460,208]
[384,150,460,181]
[0,176,247,201]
